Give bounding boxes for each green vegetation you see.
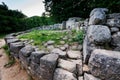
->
[18,30,84,49]
[44,0,120,22]
[2,44,15,68]
[0,2,55,34]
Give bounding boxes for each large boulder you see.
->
[19,45,35,68]
[39,53,59,80]
[89,8,108,25]
[87,25,111,44]
[53,68,77,80]
[88,49,120,80]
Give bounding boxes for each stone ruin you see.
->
[4,8,120,80]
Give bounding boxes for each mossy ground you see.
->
[18,30,84,49]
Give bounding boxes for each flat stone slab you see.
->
[84,73,101,80]
[58,59,76,73]
[67,50,81,59]
[53,68,77,80]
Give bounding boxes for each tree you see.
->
[43,0,120,22]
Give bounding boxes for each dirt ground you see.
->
[0,39,31,80]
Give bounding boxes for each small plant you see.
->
[72,30,84,44]
[2,44,15,68]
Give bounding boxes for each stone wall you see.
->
[4,31,83,80]
[4,8,120,80]
[83,8,120,80]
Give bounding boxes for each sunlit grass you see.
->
[18,30,84,49]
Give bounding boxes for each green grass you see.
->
[18,30,84,49]
[2,45,15,68]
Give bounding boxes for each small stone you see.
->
[107,19,120,27]
[60,46,66,51]
[83,64,90,72]
[53,68,77,80]
[63,36,68,40]
[110,27,119,33]
[70,60,83,76]
[60,41,65,45]
[84,73,101,80]
[71,45,78,50]
[47,40,55,45]
[67,50,81,59]
[51,48,66,58]
[78,76,83,80]
[47,45,54,51]
[58,59,76,73]
[77,45,83,51]
[64,44,69,49]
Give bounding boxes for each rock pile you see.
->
[83,8,120,80]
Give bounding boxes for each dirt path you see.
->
[0,39,31,80]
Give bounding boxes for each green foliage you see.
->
[2,44,10,56]
[72,30,84,44]
[19,30,84,49]
[44,0,120,22]
[2,44,15,68]
[0,2,55,34]
[24,16,55,29]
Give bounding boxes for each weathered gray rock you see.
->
[30,51,46,64]
[60,46,66,51]
[60,41,65,45]
[61,21,66,30]
[53,68,77,80]
[10,42,25,58]
[70,60,83,76]
[88,49,120,80]
[111,32,120,47]
[107,13,120,19]
[67,50,81,59]
[78,76,83,80]
[10,42,25,53]
[58,59,76,73]
[6,38,20,45]
[83,36,92,63]
[39,53,59,80]
[51,48,66,58]
[107,19,120,27]
[19,45,35,57]
[29,61,39,76]
[110,27,119,33]
[89,8,108,25]
[84,73,101,80]
[47,40,55,45]
[47,45,54,51]
[87,25,111,44]
[77,45,83,51]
